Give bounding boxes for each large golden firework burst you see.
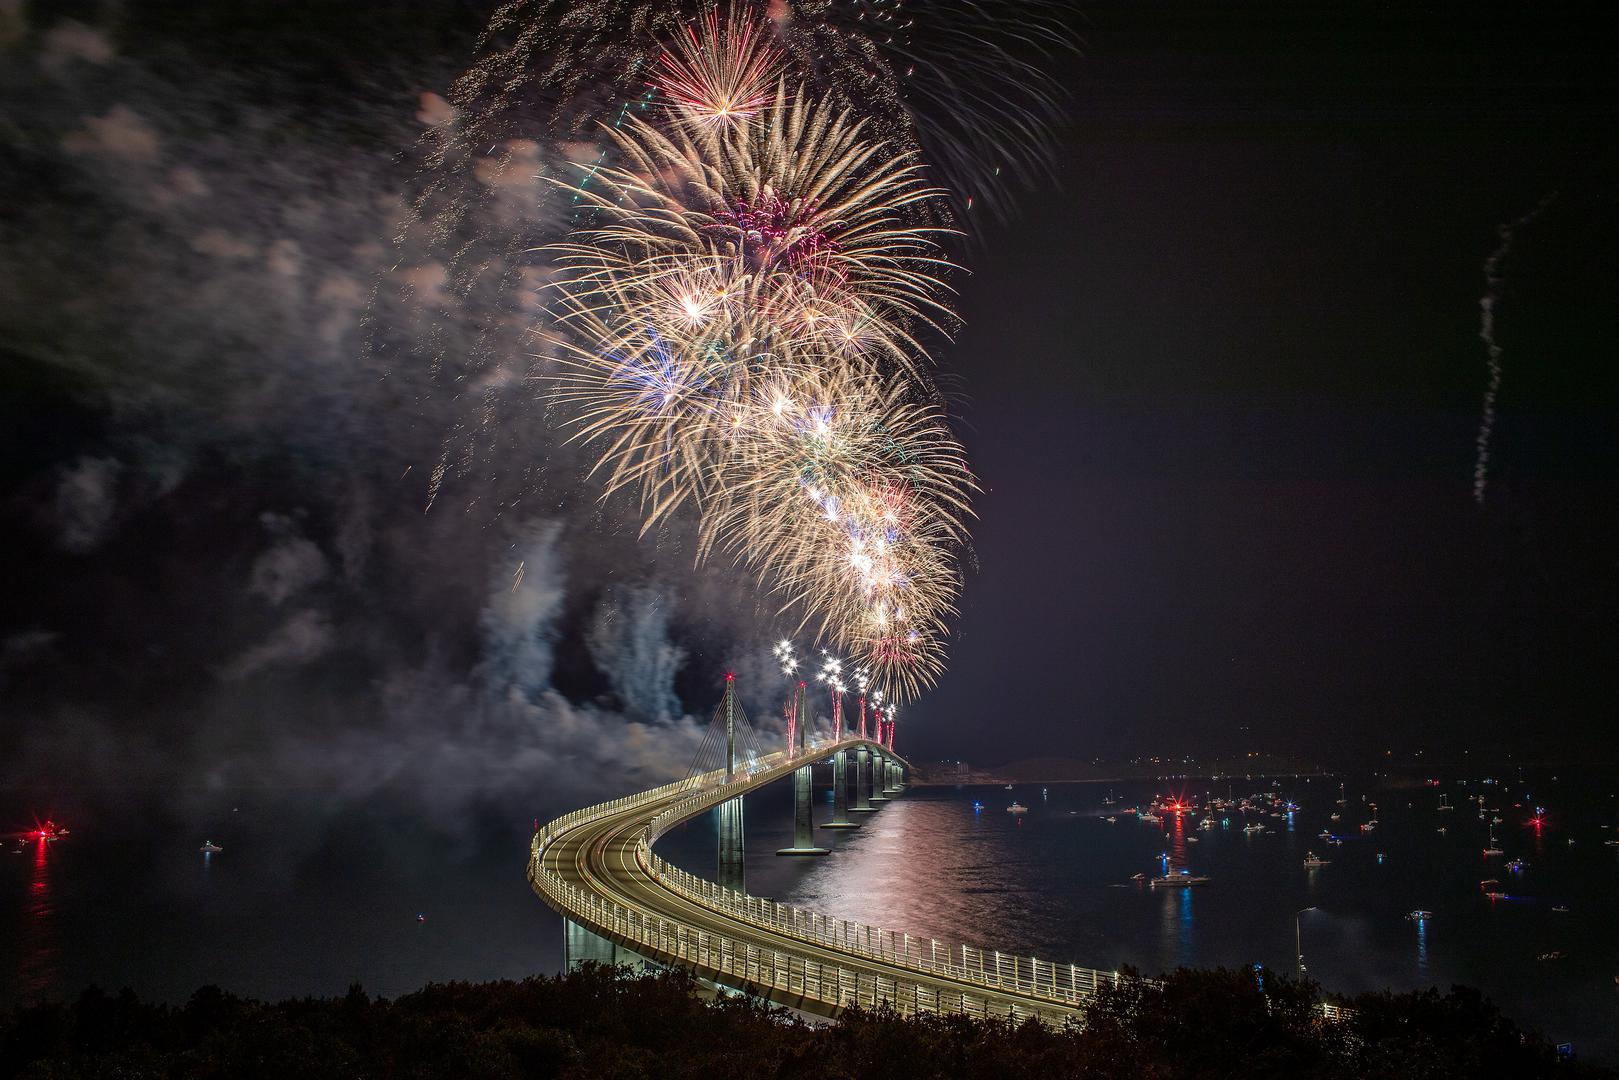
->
[546,10,973,701]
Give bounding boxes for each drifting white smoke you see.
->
[0,10,785,831]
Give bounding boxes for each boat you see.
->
[1479,878,1501,888]
[1437,827,1447,836]
[1329,812,1341,821]
[1187,836,1199,843]
[1438,795,1453,812]
[1004,784,1014,790]
[199,841,223,853]
[1130,872,1148,881]
[1506,859,1528,872]
[1484,891,1507,901]
[1537,950,1566,962]
[1242,823,1264,834]
[1150,872,1210,888]
[1198,817,1215,831]
[1405,910,1433,921]
[1318,829,1333,839]
[1139,812,1162,824]
[1483,823,1504,856]
[1006,802,1028,814]
[1552,905,1570,913]
[1105,816,1117,824]
[1325,836,1343,846]
[1303,852,1330,868]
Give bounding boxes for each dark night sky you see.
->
[1,1,1616,810]
[916,2,1619,765]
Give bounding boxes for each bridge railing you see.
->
[621,741,1121,1006]
[638,848,1118,1007]
[529,827,1072,1025]
[530,737,1113,1016]
[530,743,1350,1026]
[534,735,869,857]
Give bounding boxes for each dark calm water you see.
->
[6,771,1619,1061]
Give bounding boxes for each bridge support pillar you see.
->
[884,758,903,794]
[565,918,641,971]
[822,747,859,830]
[777,763,830,855]
[716,796,746,892]
[850,745,875,813]
[868,750,891,803]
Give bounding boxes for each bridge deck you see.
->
[529,738,1118,1023]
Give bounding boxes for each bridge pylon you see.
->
[715,674,746,892]
[777,680,829,855]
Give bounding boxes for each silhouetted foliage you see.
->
[0,964,1606,1079]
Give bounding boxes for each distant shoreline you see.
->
[907,772,1337,787]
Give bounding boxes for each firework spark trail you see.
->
[1473,193,1556,506]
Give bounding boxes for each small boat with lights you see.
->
[1303,852,1330,868]
[1150,871,1210,888]
[199,841,223,853]
[1242,822,1264,834]
[1006,802,1028,814]
[1405,910,1433,921]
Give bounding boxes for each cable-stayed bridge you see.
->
[528,676,1121,1023]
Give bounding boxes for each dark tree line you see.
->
[1,964,1605,1079]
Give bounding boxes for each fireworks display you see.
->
[545,7,986,702]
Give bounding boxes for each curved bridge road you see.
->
[529,737,1119,1024]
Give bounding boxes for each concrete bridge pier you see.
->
[565,918,637,971]
[776,762,830,855]
[821,747,859,830]
[868,749,891,803]
[849,745,875,813]
[777,682,828,856]
[884,758,904,795]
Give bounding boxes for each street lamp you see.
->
[1295,907,1317,974]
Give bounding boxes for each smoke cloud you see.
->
[0,4,785,833]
